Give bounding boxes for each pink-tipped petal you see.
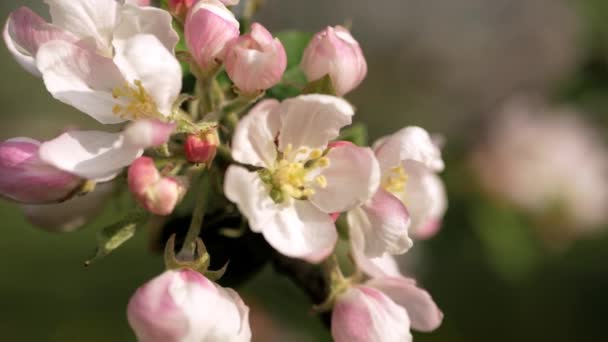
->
[310,144,380,213]
[347,189,412,257]
[185,0,240,72]
[332,286,412,342]
[367,277,444,332]
[0,138,82,204]
[124,120,176,148]
[224,23,287,95]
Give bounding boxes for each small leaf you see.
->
[338,123,369,146]
[276,31,313,69]
[302,75,335,96]
[85,212,146,266]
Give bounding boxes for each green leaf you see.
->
[85,212,146,266]
[338,123,368,146]
[275,31,313,69]
[267,67,307,100]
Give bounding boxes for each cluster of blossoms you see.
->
[1,0,447,341]
[472,96,608,246]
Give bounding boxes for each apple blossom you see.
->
[472,96,608,237]
[128,157,186,216]
[0,138,83,204]
[224,95,380,262]
[224,23,287,95]
[5,0,181,124]
[184,129,219,164]
[185,0,240,74]
[301,26,368,96]
[345,127,446,276]
[127,268,251,342]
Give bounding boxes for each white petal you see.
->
[36,40,127,124]
[112,34,182,115]
[332,286,412,342]
[231,99,280,168]
[114,4,179,53]
[224,165,277,230]
[21,181,114,232]
[374,126,444,175]
[277,94,354,152]
[367,277,444,332]
[311,144,380,213]
[44,0,119,53]
[262,200,337,263]
[347,190,412,258]
[3,7,75,76]
[400,162,447,239]
[349,220,403,278]
[38,130,143,181]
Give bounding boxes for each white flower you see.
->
[224,95,380,263]
[472,96,608,235]
[346,127,447,272]
[332,277,443,342]
[4,0,181,124]
[127,269,251,342]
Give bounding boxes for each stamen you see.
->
[111,80,158,120]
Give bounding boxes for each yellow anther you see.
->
[283,144,293,156]
[111,80,158,120]
[315,175,328,188]
[309,149,323,159]
[316,157,330,168]
[302,188,316,197]
[383,165,408,194]
[265,145,334,203]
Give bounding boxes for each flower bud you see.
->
[332,286,411,342]
[127,268,251,342]
[301,26,367,96]
[184,129,219,164]
[185,0,240,74]
[128,157,186,216]
[225,23,287,95]
[168,0,196,20]
[0,138,82,204]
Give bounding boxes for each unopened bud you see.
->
[185,0,240,74]
[128,157,186,216]
[184,129,219,165]
[127,269,251,342]
[301,26,367,96]
[225,23,287,96]
[0,138,82,204]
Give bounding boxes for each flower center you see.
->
[383,165,408,194]
[112,80,159,120]
[259,144,330,204]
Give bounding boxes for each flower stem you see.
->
[242,0,265,30]
[180,169,210,258]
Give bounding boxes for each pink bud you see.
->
[184,129,219,164]
[0,138,82,204]
[127,269,251,342]
[225,23,287,95]
[168,0,196,19]
[185,0,240,73]
[332,286,412,342]
[128,157,185,216]
[301,26,368,96]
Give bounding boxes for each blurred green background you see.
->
[2,0,608,341]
